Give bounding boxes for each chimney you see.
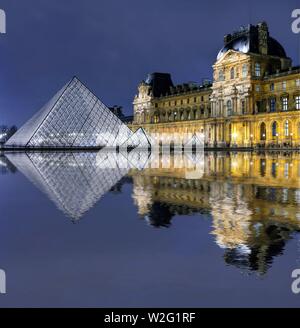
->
[258,22,269,55]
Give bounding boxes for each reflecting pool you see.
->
[0,150,300,307]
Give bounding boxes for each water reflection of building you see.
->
[5,150,300,274]
[129,151,300,274]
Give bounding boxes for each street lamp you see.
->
[262,133,266,148]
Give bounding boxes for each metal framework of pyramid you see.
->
[120,127,151,149]
[6,77,133,148]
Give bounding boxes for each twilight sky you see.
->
[0,0,299,126]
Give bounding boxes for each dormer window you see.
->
[282,81,287,90]
[255,63,261,77]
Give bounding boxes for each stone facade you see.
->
[130,22,300,149]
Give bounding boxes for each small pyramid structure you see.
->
[183,132,204,149]
[120,127,151,149]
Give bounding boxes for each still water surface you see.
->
[0,150,300,307]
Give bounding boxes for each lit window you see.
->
[282,81,287,90]
[255,63,261,77]
[230,67,234,79]
[242,64,248,78]
[256,85,260,92]
[282,97,288,111]
[296,79,300,87]
[296,96,300,110]
[284,120,289,137]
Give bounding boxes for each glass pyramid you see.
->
[120,127,151,149]
[183,132,204,150]
[6,77,133,148]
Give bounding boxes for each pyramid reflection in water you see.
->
[6,151,138,221]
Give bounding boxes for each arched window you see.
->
[227,100,232,116]
[180,111,184,121]
[260,122,266,140]
[272,121,278,137]
[230,67,235,79]
[173,111,177,121]
[284,120,289,137]
[193,109,197,119]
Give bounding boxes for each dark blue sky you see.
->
[0,0,299,126]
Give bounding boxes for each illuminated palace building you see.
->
[131,22,300,148]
